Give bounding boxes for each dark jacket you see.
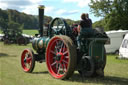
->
[79,19,92,28]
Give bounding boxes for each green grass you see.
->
[23,29,38,36]
[0,29,38,36]
[0,42,128,85]
[0,30,2,34]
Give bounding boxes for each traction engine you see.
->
[21,5,109,79]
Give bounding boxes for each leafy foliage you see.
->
[90,0,128,31]
[7,21,23,35]
[0,9,8,29]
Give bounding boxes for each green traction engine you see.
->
[21,5,110,79]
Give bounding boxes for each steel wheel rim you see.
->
[46,37,69,78]
[21,50,32,72]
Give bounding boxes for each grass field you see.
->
[23,29,38,36]
[0,30,2,34]
[0,42,128,85]
[0,29,38,36]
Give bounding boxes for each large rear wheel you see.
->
[46,35,77,79]
[21,48,35,73]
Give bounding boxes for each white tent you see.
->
[105,30,128,54]
[118,33,128,59]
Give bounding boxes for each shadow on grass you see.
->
[32,71,48,74]
[0,53,17,57]
[0,53,8,57]
[69,73,128,85]
[27,70,128,84]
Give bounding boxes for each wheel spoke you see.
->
[63,51,68,55]
[25,53,29,57]
[57,63,61,75]
[60,63,66,73]
[56,62,59,70]
[25,63,30,69]
[55,40,63,53]
[55,41,60,52]
[65,56,69,59]
[57,20,59,29]
[60,42,64,52]
[62,60,68,64]
[26,57,32,63]
[50,50,56,55]
[51,61,57,66]
[28,62,31,67]
[63,45,65,52]
[61,25,64,30]
[63,63,67,72]
[55,46,58,53]
[56,41,59,47]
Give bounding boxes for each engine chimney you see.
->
[38,5,45,37]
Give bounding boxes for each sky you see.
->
[0,0,102,22]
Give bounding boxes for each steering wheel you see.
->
[49,18,71,37]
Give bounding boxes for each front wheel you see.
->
[46,35,77,79]
[21,48,35,73]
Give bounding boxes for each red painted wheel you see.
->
[46,35,77,79]
[21,48,35,73]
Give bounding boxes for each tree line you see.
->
[1,0,128,32]
[0,8,77,31]
[0,8,53,30]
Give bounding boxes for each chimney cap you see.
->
[38,5,45,9]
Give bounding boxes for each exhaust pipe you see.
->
[38,5,45,37]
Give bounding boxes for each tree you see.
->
[89,0,128,30]
[0,9,8,30]
[92,19,104,28]
[0,18,8,30]
[8,21,23,35]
